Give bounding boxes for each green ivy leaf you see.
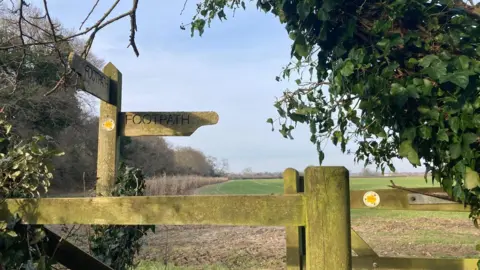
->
[443,73,470,89]
[399,140,420,166]
[419,55,440,68]
[457,55,470,70]
[462,133,478,145]
[449,143,462,160]
[294,34,309,58]
[419,126,432,139]
[437,129,449,142]
[448,117,460,133]
[340,61,354,77]
[465,167,480,190]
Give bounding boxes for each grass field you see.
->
[132,176,479,269]
[196,176,437,195]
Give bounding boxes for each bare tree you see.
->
[0,0,139,95]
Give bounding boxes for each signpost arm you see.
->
[96,63,122,196]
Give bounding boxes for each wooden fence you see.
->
[283,169,480,270]
[1,53,478,269]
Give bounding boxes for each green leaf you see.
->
[401,127,416,141]
[448,117,460,133]
[449,143,462,159]
[458,55,470,70]
[473,115,480,127]
[377,130,387,138]
[398,140,420,166]
[419,55,440,68]
[462,133,478,145]
[417,105,430,114]
[419,126,432,139]
[465,167,480,190]
[266,118,273,124]
[340,60,354,77]
[318,150,325,164]
[294,34,309,58]
[437,129,449,142]
[445,73,470,89]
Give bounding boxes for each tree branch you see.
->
[127,0,140,57]
[79,0,100,30]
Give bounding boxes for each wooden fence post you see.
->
[304,166,351,270]
[283,168,305,269]
[96,63,122,196]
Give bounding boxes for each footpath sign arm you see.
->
[68,53,111,103]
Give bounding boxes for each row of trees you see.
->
[0,4,228,192]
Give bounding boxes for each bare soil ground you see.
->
[48,213,480,270]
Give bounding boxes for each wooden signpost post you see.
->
[68,52,219,195]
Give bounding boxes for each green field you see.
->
[196,176,439,195]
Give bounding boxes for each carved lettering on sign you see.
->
[125,113,190,125]
[68,52,110,103]
[120,111,219,137]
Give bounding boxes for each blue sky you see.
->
[32,0,422,174]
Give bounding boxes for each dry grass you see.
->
[145,175,228,196]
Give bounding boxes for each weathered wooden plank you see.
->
[350,229,378,257]
[96,63,122,196]
[283,168,304,270]
[353,256,479,270]
[68,52,110,102]
[350,189,471,212]
[0,195,305,226]
[120,111,219,137]
[408,193,455,204]
[43,227,113,270]
[304,166,351,270]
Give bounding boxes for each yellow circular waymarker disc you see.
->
[363,191,380,208]
[102,118,115,131]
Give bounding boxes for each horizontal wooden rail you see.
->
[0,195,305,226]
[353,256,479,269]
[350,189,471,212]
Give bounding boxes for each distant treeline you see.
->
[228,172,283,180]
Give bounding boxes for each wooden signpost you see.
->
[68,52,220,195]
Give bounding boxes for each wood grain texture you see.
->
[283,168,305,270]
[351,228,378,257]
[304,166,351,270]
[120,111,219,137]
[353,256,479,270]
[68,52,110,102]
[96,62,121,196]
[0,195,305,226]
[350,189,470,211]
[43,228,113,270]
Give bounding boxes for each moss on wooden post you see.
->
[304,166,351,270]
[284,168,305,269]
[96,63,122,196]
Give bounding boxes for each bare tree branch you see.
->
[128,0,139,57]
[79,0,100,30]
